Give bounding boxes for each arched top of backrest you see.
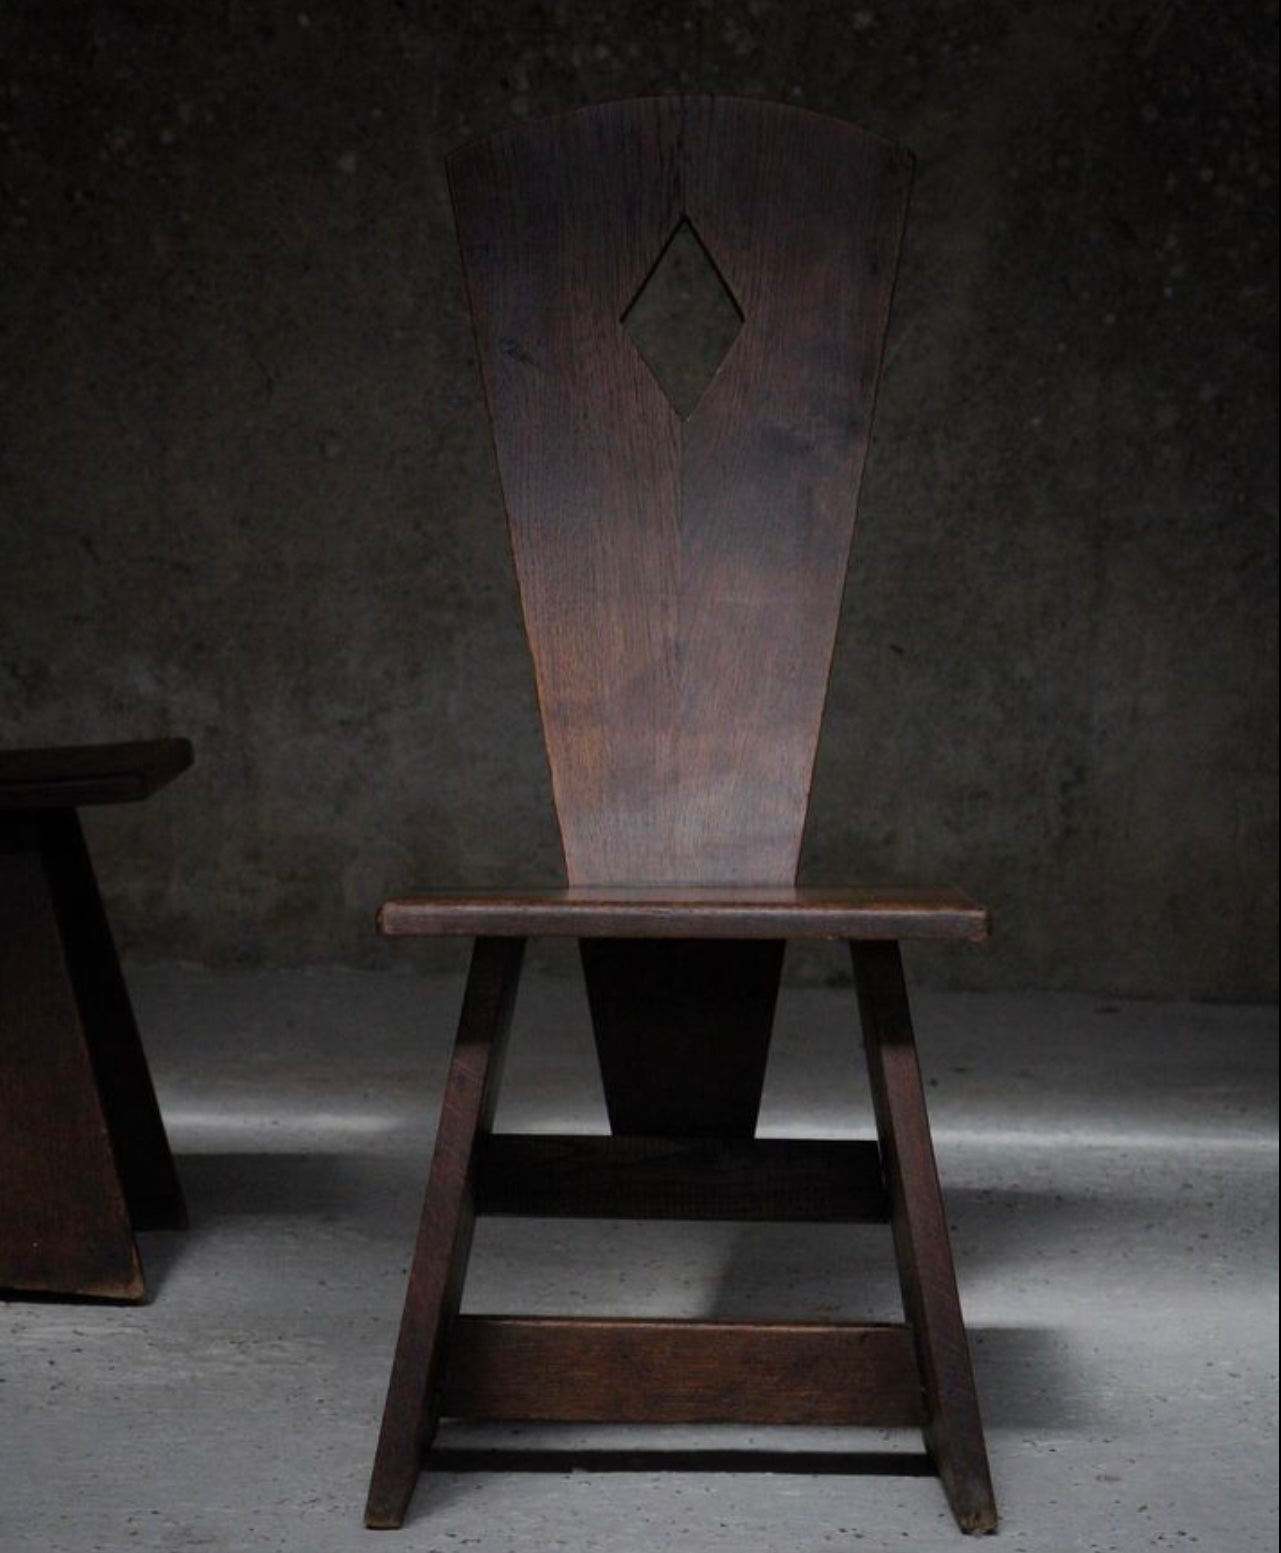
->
[448,97,912,886]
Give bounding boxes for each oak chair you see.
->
[0,739,189,1299]
[366,96,997,1535]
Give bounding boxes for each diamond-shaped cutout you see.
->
[621,218,744,419]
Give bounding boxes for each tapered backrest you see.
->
[448,97,912,886]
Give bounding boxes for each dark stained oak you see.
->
[371,96,996,1538]
[0,742,190,1299]
[0,828,143,1299]
[380,885,990,941]
[381,888,988,1139]
[443,96,920,1142]
[474,1134,890,1222]
[383,893,987,1140]
[366,937,526,1530]
[582,936,784,1135]
[0,739,192,809]
[852,941,998,1533]
[440,1317,926,1427]
[449,96,910,887]
[35,811,186,1234]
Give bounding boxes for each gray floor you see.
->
[2,965,1277,1553]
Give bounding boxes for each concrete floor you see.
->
[2,965,1277,1553]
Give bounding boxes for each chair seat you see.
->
[0,739,193,810]
[377,884,990,941]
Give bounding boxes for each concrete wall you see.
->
[1,2,1276,996]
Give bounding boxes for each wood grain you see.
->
[852,940,998,1533]
[379,884,990,941]
[441,1316,925,1427]
[0,742,189,1298]
[448,97,911,887]
[40,811,186,1232]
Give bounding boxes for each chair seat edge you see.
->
[377,885,991,941]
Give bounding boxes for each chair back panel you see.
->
[448,97,911,885]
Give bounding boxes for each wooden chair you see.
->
[0,739,189,1299]
[366,97,997,1535]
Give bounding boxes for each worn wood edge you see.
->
[377,887,991,942]
[957,1502,1001,1536]
[0,1240,146,1303]
[441,1316,926,1426]
[474,1134,889,1222]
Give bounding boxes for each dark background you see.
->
[1,1,1276,996]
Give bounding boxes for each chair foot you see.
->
[40,810,187,1230]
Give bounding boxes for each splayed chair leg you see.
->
[851,939,998,1534]
[0,812,183,1300]
[366,936,526,1530]
[42,811,186,1231]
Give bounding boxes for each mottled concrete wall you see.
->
[1,2,1276,995]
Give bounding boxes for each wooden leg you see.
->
[366,935,526,1530]
[581,938,784,1137]
[0,817,143,1298]
[851,940,997,1534]
[41,811,186,1231]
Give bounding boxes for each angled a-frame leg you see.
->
[851,940,998,1534]
[0,811,185,1300]
[365,935,526,1530]
[42,810,187,1233]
